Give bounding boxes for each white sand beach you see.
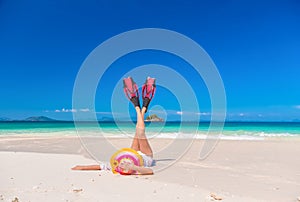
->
[0,136,300,202]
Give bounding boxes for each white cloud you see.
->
[80,108,90,112]
[160,110,211,116]
[196,112,210,116]
[50,108,92,113]
[49,109,119,115]
[62,108,77,113]
[295,105,300,109]
[239,113,244,116]
[54,108,78,113]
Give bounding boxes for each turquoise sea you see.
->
[1,121,300,140]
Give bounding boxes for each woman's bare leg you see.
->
[71,165,100,170]
[131,107,141,151]
[130,106,153,157]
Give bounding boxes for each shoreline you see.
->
[0,135,300,153]
[1,132,300,141]
[1,136,300,201]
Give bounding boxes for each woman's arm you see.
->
[72,163,154,175]
[119,161,153,175]
[71,165,101,170]
[132,165,153,175]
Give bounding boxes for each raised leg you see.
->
[130,106,153,157]
[130,107,141,152]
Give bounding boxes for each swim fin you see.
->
[123,77,140,108]
[142,77,156,112]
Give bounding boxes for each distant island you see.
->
[0,116,58,122]
[0,115,165,122]
[24,116,57,122]
[145,114,164,122]
[0,117,11,121]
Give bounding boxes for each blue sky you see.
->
[0,0,300,121]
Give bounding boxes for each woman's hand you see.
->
[118,161,135,171]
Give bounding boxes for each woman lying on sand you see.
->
[72,77,156,175]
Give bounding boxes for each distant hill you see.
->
[0,116,58,122]
[0,117,11,121]
[23,116,57,122]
